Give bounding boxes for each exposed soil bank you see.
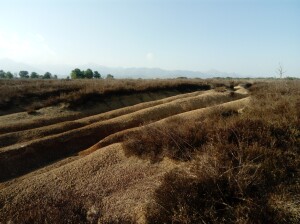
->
[0,84,210,134]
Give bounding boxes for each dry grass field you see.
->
[0,79,299,223]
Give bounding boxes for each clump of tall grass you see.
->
[124,117,209,162]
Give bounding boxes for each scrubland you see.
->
[0,78,299,223]
[0,79,211,115]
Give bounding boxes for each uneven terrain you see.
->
[0,79,299,223]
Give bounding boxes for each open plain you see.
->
[0,79,299,223]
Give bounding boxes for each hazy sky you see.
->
[0,0,299,76]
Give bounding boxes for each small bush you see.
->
[214,86,227,92]
[124,118,210,162]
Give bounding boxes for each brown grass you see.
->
[0,89,241,181]
[2,79,296,223]
[0,79,213,115]
[123,80,300,223]
[124,118,209,162]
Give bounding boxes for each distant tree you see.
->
[5,71,13,79]
[277,63,286,79]
[106,74,114,79]
[0,70,5,78]
[53,75,58,79]
[85,69,94,79]
[30,72,39,79]
[71,68,84,79]
[93,71,101,79]
[66,76,70,80]
[43,72,52,79]
[19,71,29,78]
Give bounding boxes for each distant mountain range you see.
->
[0,58,241,79]
[0,58,44,75]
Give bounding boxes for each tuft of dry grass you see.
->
[124,118,209,162]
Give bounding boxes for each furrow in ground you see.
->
[0,90,206,147]
[1,95,250,190]
[83,97,250,154]
[0,88,207,134]
[0,91,246,181]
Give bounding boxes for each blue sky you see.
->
[0,0,299,76]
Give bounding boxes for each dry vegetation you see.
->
[0,79,212,115]
[0,78,299,223]
[124,80,300,223]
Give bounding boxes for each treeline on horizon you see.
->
[0,68,299,80]
[0,70,57,79]
[0,68,114,80]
